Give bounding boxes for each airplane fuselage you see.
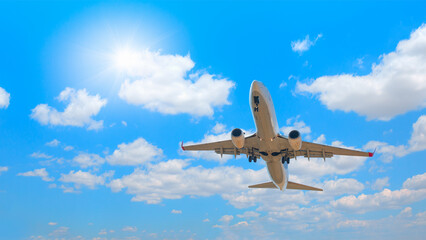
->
[249,81,288,190]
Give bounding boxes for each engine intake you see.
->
[231,128,245,149]
[288,130,302,150]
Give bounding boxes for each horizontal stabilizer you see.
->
[287,181,323,191]
[248,181,277,189]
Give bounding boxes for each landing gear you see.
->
[248,156,257,163]
[281,157,290,164]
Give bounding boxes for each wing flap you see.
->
[287,181,323,191]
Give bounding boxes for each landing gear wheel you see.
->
[253,157,257,163]
[248,156,252,163]
[281,157,290,164]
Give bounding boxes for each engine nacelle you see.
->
[231,128,245,149]
[288,130,302,150]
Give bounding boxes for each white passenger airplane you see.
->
[182,80,374,191]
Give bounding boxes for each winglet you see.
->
[181,141,185,151]
[368,148,376,157]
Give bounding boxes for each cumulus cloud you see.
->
[0,166,8,175]
[372,177,390,191]
[291,34,322,54]
[280,116,312,138]
[18,168,54,182]
[108,159,266,204]
[117,50,235,117]
[0,87,10,109]
[331,172,426,213]
[297,24,426,120]
[59,170,113,189]
[403,173,426,190]
[31,88,107,130]
[73,153,105,168]
[106,138,162,166]
[364,115,426,162]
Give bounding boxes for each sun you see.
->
[112,48,140,72]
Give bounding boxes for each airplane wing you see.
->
[182,134,260,157]
[276,135,373,160]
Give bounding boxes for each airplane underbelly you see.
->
[251,92,277,140]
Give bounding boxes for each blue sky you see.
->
[0,0,426,239]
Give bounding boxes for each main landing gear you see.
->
[281,156,290,164]
[248,156,257,163]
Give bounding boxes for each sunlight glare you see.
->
[113,48,140,72]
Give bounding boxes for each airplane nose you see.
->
[251,80,263,92]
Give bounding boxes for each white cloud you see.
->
[372,177,390,191]
[364,115,426,162]
[46,139,60,147]
[30,152,52,159]
[59,170,113,189]
[313,134,326,144]
[31,88,107,130]
[18,168,54,182]
[49,226,69,237]
[106,138,162,166]
[336,219,367,229]
[203,218,210,222]
[319,178,365,197]
[0,166,8,175]
[403,172,426,190]
[291,34,322,54]
[0,87,10,109]
[331,173,426,213]
[297,24,426,120]
[219,215,234,223]
[280,116,311,137]
[121,121,127,127]
[122,226,137,232]
[212,122,226,134]
[64,146,74,151]
[48,222,57,226]
[409,115,426,151]
[108,159,266,204]
[171,209,182,214]
[117,50,235,117]
[237,211,260,218]
[73,153,105,168]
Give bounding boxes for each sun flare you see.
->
[113,48,140,72]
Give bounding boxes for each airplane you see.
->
[181,80,374,191]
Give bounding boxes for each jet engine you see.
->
[288,130,302,150]
[231,128,245,149]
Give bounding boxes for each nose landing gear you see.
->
[248,156,257,163]
[281,156,290,164]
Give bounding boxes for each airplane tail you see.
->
[248,181,323,191]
